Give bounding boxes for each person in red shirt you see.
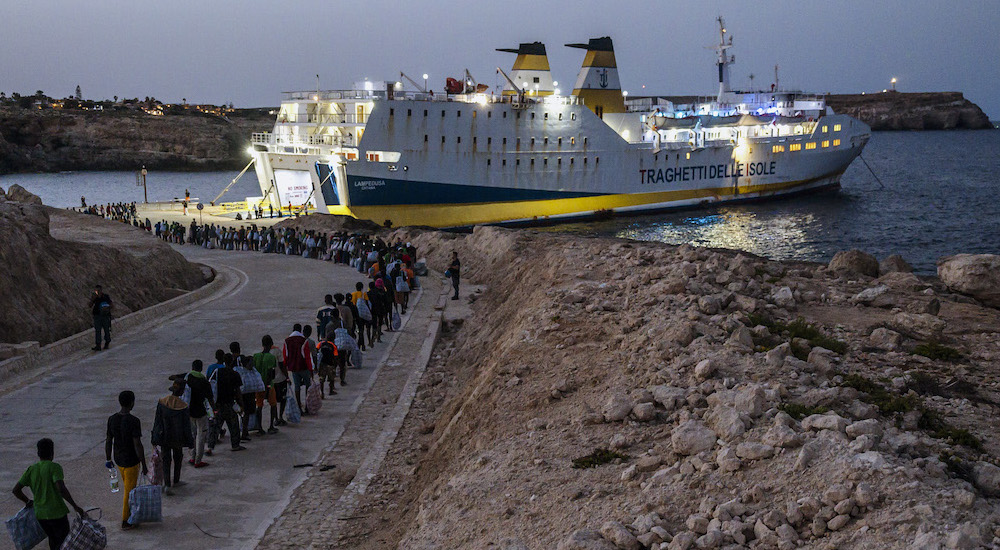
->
[282,324,314,415]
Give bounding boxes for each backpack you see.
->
[98,300,111,315]
[319,341,338,366]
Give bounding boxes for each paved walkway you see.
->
[0,245,437,550]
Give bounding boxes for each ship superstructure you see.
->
[247,19,870,228]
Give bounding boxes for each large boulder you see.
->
[889,312,946,341]
[880,254,913,274]
[829,250,879,278]
[5,184,43,205]
[672,420,717,455]
[938,254,1000,308]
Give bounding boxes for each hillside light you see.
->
[890,77,897,91]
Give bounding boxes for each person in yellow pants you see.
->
[106,391,148,529]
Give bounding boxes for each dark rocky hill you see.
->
[825,92,992,130]
[0,108,273,174]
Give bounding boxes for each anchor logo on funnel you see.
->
[599,69,609,88]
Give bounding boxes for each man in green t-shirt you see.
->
[253,335,280,436]
[12,438,85,550]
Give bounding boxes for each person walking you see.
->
[448,252,461,300]
[105,391,148,530]
[151,379,194,495]
[90,285,113,351]
[12,439,85,550]
[253,336,280,435]
[182,361,214,468]
[208,354,245,454]
[282,324,314,415]
[316,295,337,339]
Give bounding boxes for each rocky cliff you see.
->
[826,92,992,131]
[334,226,1000,549]
[0,108,273,174]
[0,185,207,345]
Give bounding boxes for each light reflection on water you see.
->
[538,130,1000,274]
[612,210,823,262]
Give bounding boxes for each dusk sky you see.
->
[4,0,998,118]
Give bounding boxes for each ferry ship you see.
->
[247,19,870,228]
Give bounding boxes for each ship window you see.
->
[531,112,535,119]
[557,158,561,166]
[424,110,428,117]
[572,113,577,121]
[503,137,507,145]
[390,108,394,116]
[503,159,507,166]
[407,109,412,117]
[834,124,842,132]
[543,158,547,166]
[584,157,588,165]
[686,152,691,159]
[570,157,574,165]
[772,145,785,153]
[805,142,817,150]
[516,112,520,119]
[544,137,549,145]
[473,136,477,145]
[571,137,575,146]
[558,113,563,121]
[533,77,540,83]
[487,137,492,145]
[457,110,461,118]
[531,158,535,167]
[789,143,802,151]
[544,112,548,120]
[457,136,461,144]
[821,125,828,133]
[442,136,446,144]
[583,137,588,145]
[531,138,535,146]
[558,138,562,146]
[487,158,491,166]
[503,111,507,118]
[596,157,599,165]
[821,140,829,148]
[517,138,521,146]
[516,159,520,166]
[472,111,477,119]
[424,134,428,142]
[488,111,492,118]
[833,139,841,146]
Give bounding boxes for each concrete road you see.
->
[0,245,424,549]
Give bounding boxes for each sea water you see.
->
[2,131,997,273]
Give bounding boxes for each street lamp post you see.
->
[422,73,428,93]
[891,77,897,91]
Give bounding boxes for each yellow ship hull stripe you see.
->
[330,172,843,228]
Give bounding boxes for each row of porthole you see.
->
[421,135,588,147]
[389,107,577,122]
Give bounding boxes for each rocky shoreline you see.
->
[0,107,272,174]
[0,185,207,347]
[331,225,1000,549]
[825,92,993,131]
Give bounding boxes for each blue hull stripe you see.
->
[346,175,603,206]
